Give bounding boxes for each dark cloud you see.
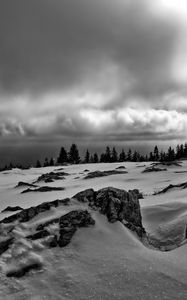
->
[0,0,187,160]
[0,0,180,100]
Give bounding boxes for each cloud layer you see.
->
[0,0,187,144]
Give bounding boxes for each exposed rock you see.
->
[84,170,128,179]
[15,182,38,188]
[0,238,14,255]
[6,263,42,278]
[142,166,167,173]
[74,187,145,238]
[58,210,95,247]
[115,166,126,170]
[84,169,89,172]
[151,161,182,168]
[28,210,95,248]
[34,171,69,183]
[0,198,70,224]
[156,182,187,195]
[21,186,65,194]
[1,206,23,213]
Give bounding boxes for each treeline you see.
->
[1,142,187,171]
[39,142,187,167]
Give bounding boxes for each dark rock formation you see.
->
[156,182,187,195]
[84,169,89,172]
[21,186,65,194]
[115,166,126,170]
[34,172,69,183]
[15,182,38,188]
[0,238,14,255]
[0,198,70,224]
[74,187,145,238]
[1,206,23,213]
[58,210,95,247]
[142,166,167,173]
[151,162,182,167]
[84,170,128,179]
[28,210,95,248]
[6,263,42,278]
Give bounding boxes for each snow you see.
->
[0,161,187,299]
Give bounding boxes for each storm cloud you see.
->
[0,0,187,146]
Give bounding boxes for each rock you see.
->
[0,238,14,255]
[74,187,145,238]
[1,206,23,213]
[6,263,41,278]
[28,210,95,248]
[142,166,167,173]
[21,186,65,194]
[156,182,187,195]
[27,229,50,240]
[0,198,70,224]
[34,172,69,183]
[58,210,95,247]
[84,170,128,179]
[84,169,89,172]
[15,182,38,188]
[115,166,126,170]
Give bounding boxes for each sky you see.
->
[0,0,187,164]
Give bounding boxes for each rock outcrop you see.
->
[15,182,38,188]
[1,206,23,213]
[0,198,70,224]
[34,171,69,183]
[74,187,145,237]
[84,170,128,179]
[21,186,65,194]
[155,182,187,195]
[142,166,167,173]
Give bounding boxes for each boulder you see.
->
[84,170,128,179]
[0,198,70,224]
[74,187,145,238]
[21,186,65,194]
[1,206,23,213]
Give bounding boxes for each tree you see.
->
[154,145,159,161]
[44,157,49,167]
[166,147,175,161]
[69,144,80,164]
[49,158,54,166]
[93,152,99,163]
[36,160,42,168]
[57,147,68,164]
[119,149,126,162]
[105,146,111,162]
[127,149,132,161]
[111,147,118,162]
[84,149,90,163]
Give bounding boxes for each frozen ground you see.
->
[0,161,187,299]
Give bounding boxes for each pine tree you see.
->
[49,158,54,166]
[127,149,132,161]
[105,146,111,162]
[69,144,80,164]
[44,157,49,167]
[36,160,42,168]
[93,152,99,163]
[111,147,118,162]
[57,147,68,164]
[154,145,159,161]
[119,149,126,162]
[84,149,90,163]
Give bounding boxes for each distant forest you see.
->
[1,142,187,171]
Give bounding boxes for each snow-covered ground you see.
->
[0,161,187,299]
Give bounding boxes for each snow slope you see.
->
[0,161,186,299]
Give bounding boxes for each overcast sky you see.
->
[0,0,187,163]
